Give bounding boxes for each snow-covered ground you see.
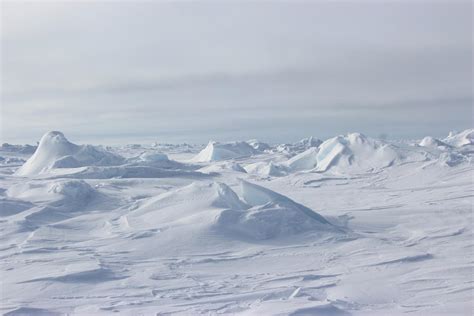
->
[1,130,473,315]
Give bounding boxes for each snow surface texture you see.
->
[0,130,473,315]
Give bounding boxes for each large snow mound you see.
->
[128,180,333,240]
[16,131,124,176]
[216,180,333,239]
[127,182,248,229]
[191,141,257,162]
[284,133,402,173]
[443,129,474,147]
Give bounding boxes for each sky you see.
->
[1,0,472,145]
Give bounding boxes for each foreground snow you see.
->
[0,130,473,315]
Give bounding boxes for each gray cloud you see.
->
[1,1,472,144]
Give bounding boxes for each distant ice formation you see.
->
[444,129,474,147]
[16,131,124,176]
[191,141,257,162]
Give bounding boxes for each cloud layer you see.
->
[1,1,472,144]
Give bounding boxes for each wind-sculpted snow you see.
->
[281,133,432,174]
[7,179,94,207]
[1,129,473,315]
[248,133,407,176]
[314,133,400,172]
[217,180,334,239]
[191,141,257,162]
[127,180,333,241]
[16,131,124,176]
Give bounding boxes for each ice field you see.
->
[0,130,473,315]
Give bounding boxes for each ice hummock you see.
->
[16,131,124,176]
[191,141,258,162]
[443,129,474,147]
[283,133,400,173]
[419,136,451,149]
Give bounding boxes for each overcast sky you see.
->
[1,1,472,144]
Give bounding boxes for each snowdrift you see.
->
[5,179,96,226]
[128,180,333,240]
[191,141,257,162]
[216,180,332,239]
[16,131,124,176]
[7,179,94,208]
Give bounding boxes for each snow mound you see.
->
[285,133,399,173]
[419,136,451,149]
[129,180,333,240]
[443,129,474,147]
[16,131,124,176]
[7,179,94,208]
[244,161,287,177]
[47,179,94,201]
[191,141,257,162]
[216,180,332,239]
[129,182,248,228]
